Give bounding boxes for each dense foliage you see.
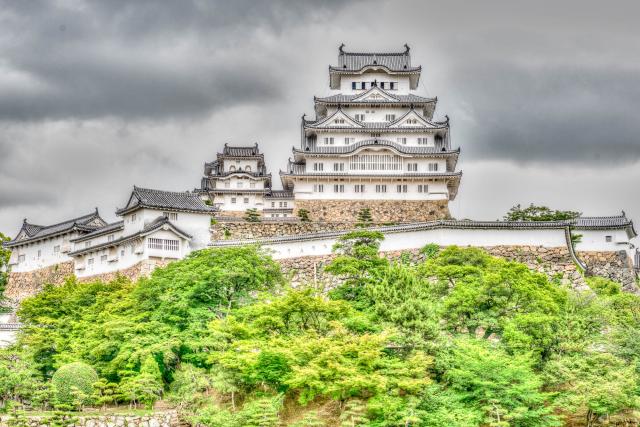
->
[0,232,10,311]
[1,238,640,425]
[504,204,582,222]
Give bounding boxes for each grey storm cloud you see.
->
[0,0,638,235]
[0,0,349,121]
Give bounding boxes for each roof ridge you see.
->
[27,210,99,231]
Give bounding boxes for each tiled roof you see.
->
[116,186,216,215]
[221,143,262,157]
[71,221,125,243]
[265,190,294,199]
[315,93,435,104]
[304,109,448,131]
[330,44,420,73]
[573,213,637,237]
[69,216,191,257]
[5,209,106,247]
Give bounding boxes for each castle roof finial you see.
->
[404,43,410,53]
[339,43,345,54]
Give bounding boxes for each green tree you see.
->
[504,204,581,222]
[356,208,373,227]
[244,208,261,222]
[297,209,311,222]
[51,362,98,408]
[0,232,11,311]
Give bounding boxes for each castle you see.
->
[3,45,639,307]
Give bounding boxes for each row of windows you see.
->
[270,201,289,208]
[148,238,180,251]
[321,136,440,146]
[351,81,397,90]
[224,181,258,189]
[312,161,440,172]
[227,165,252,172]
[311,184,431,193]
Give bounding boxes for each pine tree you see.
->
[297,209,311,222]
[245,208,262,223]
[356,208,373,228]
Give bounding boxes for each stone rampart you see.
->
[279,245,590,291]
[0,411,179,427]
[211,221,362,240]
[293,199,450,222]
[579,250,638,292]
[77,258,172,284]
[5,261,74,303]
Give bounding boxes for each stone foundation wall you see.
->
[5,261,75,303]
[77,258,173,284]
[579,250,638,292]
[211,221,364,240]
[293,199,450,222]
[0,411,179,427]
[279,245,590,292]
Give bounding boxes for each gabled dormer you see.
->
[306,107,365,129]
[388,109,439,129]
[351,86,399,103]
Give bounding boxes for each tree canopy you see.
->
[1,240,639,425]
[504,204,581,222]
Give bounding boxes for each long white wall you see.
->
[9,232,81,273]
[216,227,570,260]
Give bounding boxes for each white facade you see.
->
[281,46,461,205]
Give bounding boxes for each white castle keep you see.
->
[3,45,639,284]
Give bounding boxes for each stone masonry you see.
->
[5,261,74,304]
[0,411,179,427]
[211,220,363,240]
[579,250,638,292]
[293,199,450,222]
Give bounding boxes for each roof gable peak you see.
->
[352,86,398,102]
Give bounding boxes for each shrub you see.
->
[51,362,98,408]
[297,209,311,222]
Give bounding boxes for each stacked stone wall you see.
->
[77,258,172,284]
[0,411,179,427]
[579,250,638,292]
[279,245,590,291]
[5,261,74,303]
[211,221,362,240]
[293,199,450,222]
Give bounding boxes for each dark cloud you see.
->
[0,0,638,240]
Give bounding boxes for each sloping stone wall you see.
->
[211,221,362,240]
[579,250,638,292]
[0,411,179,427]
[77,258,172,284]
[279,245,590,291]
[5,261,74,303]
[293,199,450,222]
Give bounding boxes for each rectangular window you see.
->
[407,163,418,172]
[385,114,396,122]
[397,137,407,145]
[100,255,107,263]
[85,241,91,248]
[271,202,275,208]
[313,163,324,171]
[120,249,125,257]
[389,82,396,90]
[107,235,115,242]
[283,202,288,207]
[313,184,324,192]
[396,184,408,193]
[131,213,137,222]
[354,184,365,193]
[334,184,344,193]
[163,212,178,221]
[380,82,385,89]
[88,258,94,265]
[148,238,179,251]
[360,82,366,90]
[375,184,387,193]
[355,114,365,122]
[352,82,357,90]
[344,137,355,145]
[428,163,439,172]
[606,236,613,242]
[18,255,25,263]
[333,163,345,172]
[54,245,60,254]
[250,182,256,189]
[324,137,335,145]
[37,249,41,258]
[417,137,429,145]
[418,184,429,193]
[231,197,237,204]
[243,197,249,204]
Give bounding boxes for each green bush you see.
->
[51,362,98,408]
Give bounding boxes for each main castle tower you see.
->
[280,44,461,222]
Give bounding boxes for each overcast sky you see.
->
[1,0,639,240]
